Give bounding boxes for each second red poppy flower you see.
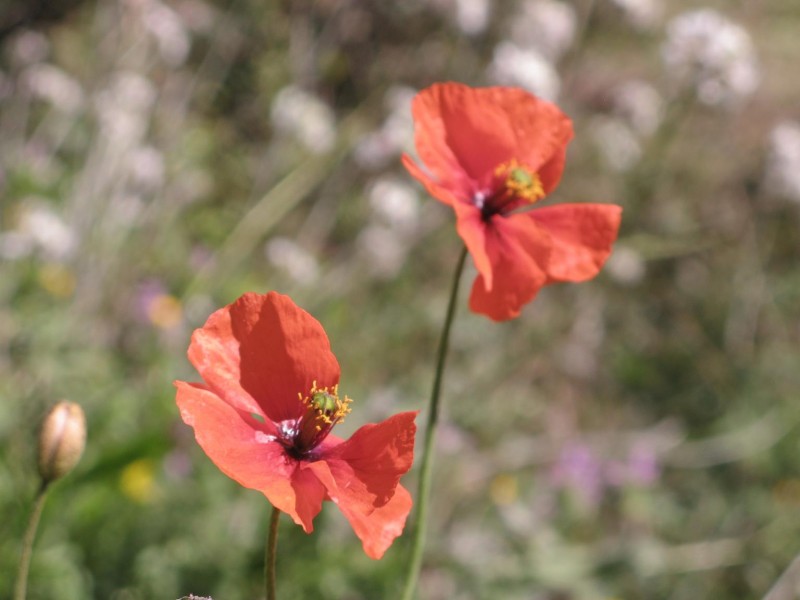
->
[403,82,622,321]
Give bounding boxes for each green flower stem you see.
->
[265,506,281,600]
[401,245,469,600]
[14,482,49,600]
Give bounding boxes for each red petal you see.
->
[505,94,572,192]
[307,462,413,560]
[452,202,493,290]
[407,88,476,200]
[344,484,412,560]
[304,411,417,558]
[325,411,417,505]
[289,465,328,533]
[175,381,326,531]
[531,204,622,282]
[401,154,461,206]
[537,142,568,195]
[411,82,572,187]
[188,292,340,424]
[468,214,551,321]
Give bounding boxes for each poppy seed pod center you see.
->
[291,382,352,456]
[479,159,545,219]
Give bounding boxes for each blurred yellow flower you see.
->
[120,459,158,503]
[147,294,183,329]
[489,473,519,506]
[38,263,76,298]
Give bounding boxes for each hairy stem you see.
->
[15,482,49,600]
[265,505,281,600]
[401,245,468,600]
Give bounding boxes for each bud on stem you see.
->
[37,402,86,485]
[15,402,87,600]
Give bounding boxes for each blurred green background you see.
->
[2,0,800,598]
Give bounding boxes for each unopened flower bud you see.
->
[37,402,86,484]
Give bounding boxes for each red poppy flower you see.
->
[403,82,622,321]
[175,292,417,559]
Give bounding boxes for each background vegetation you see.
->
[2,0,800,598]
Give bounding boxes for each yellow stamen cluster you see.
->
[297,381,352,433]
[292,381,353,454]
[494,159,545,203]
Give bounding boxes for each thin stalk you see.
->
[265,506,281,600]
[14,482,49,600]
[401,245,469,600]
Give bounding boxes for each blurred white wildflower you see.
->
[763,121,800,204]
[377,86,415,147]
[140,0,191,66]
[590,117,641,172]
[265,237,320,285]
[354,132,399,171]
[105,71,156,113]
[359,176,443,279]
[270,86,336,154]
[609,0,663,31]
[129,145,166,192]
[424,0,491,35]
[455,0,491,35]
[356,224,407,279]
[489,42,560,101]
[367,177,420,235]
[509,0,577,62]
[16,201,77,260]
[22,64,85,115]
[661,9,759,106]
[354,86,415,171]
[385,85,416,116]
[9,31,49,66]
[95,71,157,147]
[604,245,646,286]
[612,80,663,137]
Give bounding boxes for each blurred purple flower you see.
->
[549,443,606,507]
[550,440,661,507]
[624,443,660,485]
[134,279,166,321]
